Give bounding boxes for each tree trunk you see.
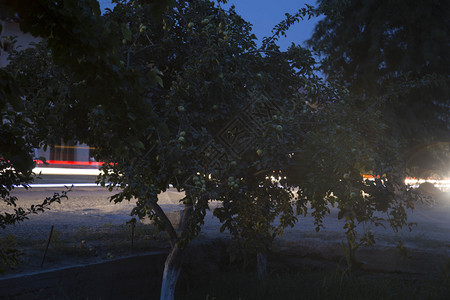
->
[257,251,267,280]
[156,199,194,300]
[160,244,182,300]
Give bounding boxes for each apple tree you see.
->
[95,0,323,295]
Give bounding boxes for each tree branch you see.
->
[239,49,283,56]
[149,201,178,247]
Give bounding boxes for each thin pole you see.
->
[40,225,54,268]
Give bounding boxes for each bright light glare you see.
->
[33,167,101,176]
[405,178,450,192]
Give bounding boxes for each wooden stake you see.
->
[131,221,135,251]
[40,225,54,268]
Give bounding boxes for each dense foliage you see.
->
[308,0,450,178]
[0,43,69,275]
[0,0,150,274]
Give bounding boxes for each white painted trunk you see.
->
[257,252,267,280]
[160,245,182,300]
[160,262,181,300]
[155,198,193,300]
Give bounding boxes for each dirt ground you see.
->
[1,187,449,280]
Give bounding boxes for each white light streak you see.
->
[21,183,101,188]
[33,167,101,176]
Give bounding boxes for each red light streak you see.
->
[34,160,104,167]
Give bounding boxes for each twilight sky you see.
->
[98,0,320,50]
[223,0,319,49]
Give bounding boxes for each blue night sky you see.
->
[98,0,320,50]
[223,0,319,49]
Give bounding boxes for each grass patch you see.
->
[0,234,22,273]
[71,223,165,242]
[45,223,169,258]
[1,222,169,274]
